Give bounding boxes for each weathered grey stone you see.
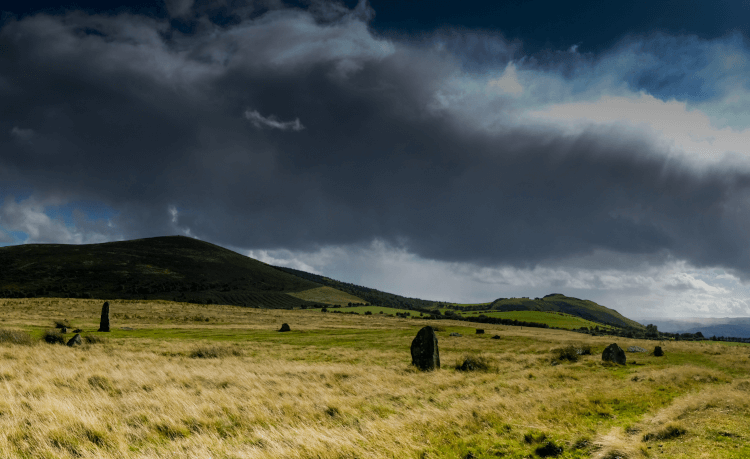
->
[66,333,82,347]
[411,326,440,371]
[449,332,462,337]
[279,323,291,332]
[602,343,626,365]
[627,346,647,353]
[98,302,110,332]
[653,346,664,357]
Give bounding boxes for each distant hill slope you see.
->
[273,266,444,310]
[0,236,323,308]
[486,294,644,329]
[273,267,641,329]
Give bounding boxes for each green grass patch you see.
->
[286,286,366,306]
[459,310,615,330]
[312,305,421,316]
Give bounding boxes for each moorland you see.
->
[0,297,748,459]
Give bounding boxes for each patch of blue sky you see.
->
[0,230,27,247]
[44,200,118,226]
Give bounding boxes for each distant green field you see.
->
[317,306,612,330]
[312,305,424,316]
[459,310,615,330]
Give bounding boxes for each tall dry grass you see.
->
[0,298,747,458]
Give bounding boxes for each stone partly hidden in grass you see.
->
[491,335,501,339]
[602,343,626,365]
[476,329,485,334]
[279,323,291,332]
[411,326,440,371]
[628,346,646,352]
[449,332,462,337]
[98,302,110,332]
[653,346,664,357]
[66,333,82,347]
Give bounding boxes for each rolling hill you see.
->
[0,236,642,330]
[0,236,326,308]
[272,267,643,330]
[485,294,643,329]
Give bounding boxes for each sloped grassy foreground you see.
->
[0,299,748,458]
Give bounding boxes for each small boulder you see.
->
[475,329,485,334]
[627,346,647,353]
[66,334,82,347]
[602,343,626,365]
[279,323,291,332]
[73,328,83,333]
[59,327,68,334]
[449,332,462,337]
[491,335,501,339]
[653,346,664,357]
[411,326,440,371]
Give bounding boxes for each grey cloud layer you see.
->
[2,3,750,275]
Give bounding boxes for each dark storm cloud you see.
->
[2,2,750,275]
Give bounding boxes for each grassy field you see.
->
[313,305,424,316]
[286,286,366,306]
[0,298,748,458]
[459,310,617,330]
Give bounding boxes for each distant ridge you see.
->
[0,236,322,308]
[273,266,642,329]
[486,294,643,329]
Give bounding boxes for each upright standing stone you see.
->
[602,343,626,365]
[411,326,440,371]
[98,302,110,332]
[653,346,664,357]
[279,323,291,332]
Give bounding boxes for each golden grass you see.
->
[0,298,747,458]
[286,287,366,306]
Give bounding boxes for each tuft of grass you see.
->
[42,329,66,345]
[551,344,590,363]
[455,354,495,372]
[54,320,71,329]
[83,334,107,345]
[642,422,687,442]
[535,440,563,457]
[189,346,242,359]
[0,329,34,345]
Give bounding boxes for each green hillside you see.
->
[487,294,642,329]
[274,266,642,330]
[0,236,324,308]
[458,310,616,330]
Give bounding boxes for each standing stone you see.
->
[653,346,664,357]
[98,302,110,332]
[410,326,440,371]
[60,327,68,334]
[66,333,82,347]
[279,323,291,332]
[602,343,626,365]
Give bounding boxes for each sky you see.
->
[2,0,750,320]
